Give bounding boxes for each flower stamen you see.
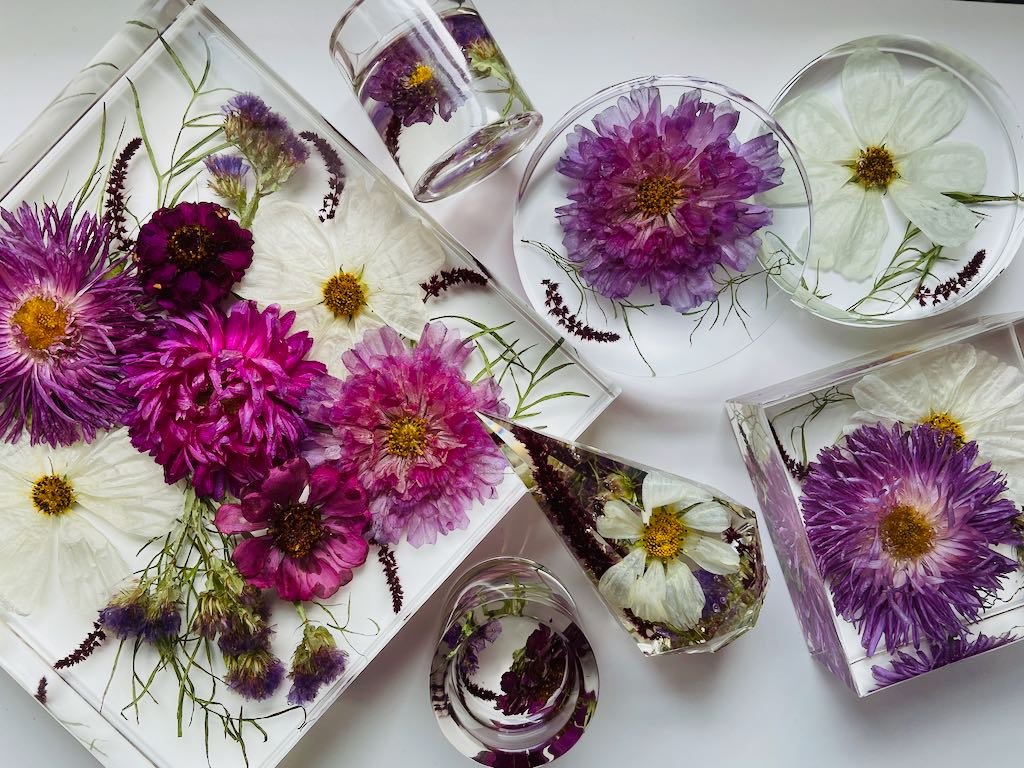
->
[880,504,935,560]
[31,474,75,516]
[851,146,899,190]
[13,297,69,351]
[641,508,686,560]
[404,63,434,89]
[167,224,216,268]
[634,175,680,217]
[322,272,367,318]
[922,411,966,448]
[387,415,429,459]
[270,503,323,559]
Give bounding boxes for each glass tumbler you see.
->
[430,557,598,766]
[331,0,543,202]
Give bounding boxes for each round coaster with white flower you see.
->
[513,76,811,377]
[767,35,1024,326]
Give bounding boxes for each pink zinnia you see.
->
[216,457,370,602]
[303,322,509,547]
[122,301,325,499]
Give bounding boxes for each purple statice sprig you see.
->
[35,677,47,705]
[299,131,346,222]
[103,137,142,253]
[204,153,251,214]
[542,279,620,342]
[421,267,489,302]
[54,620,107,670]
[914,250,986,306]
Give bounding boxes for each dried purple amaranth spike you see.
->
[54,621,107,670]
[35,677,47,704]
[915,250,986,306]
[771,425,808,481]
[104,137,142,252]
[299,131,346,222]
[378,543,404,614]
[421,267,489,301]
[541,280,620,342]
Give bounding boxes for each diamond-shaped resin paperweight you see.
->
[727,313,1024,697]
[480,415,767,655]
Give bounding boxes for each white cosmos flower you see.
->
[0,428,183,616]
[238,178,445,377]
[769,48,985,281]
[596,470,740,629]
[848,343,1024,502]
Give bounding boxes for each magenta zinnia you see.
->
[0,202,146,446]
[122,301,325,499]
[303,322,508,547]
[556,86,783,312]
[801,423,1020,655]
[216,457,370,602]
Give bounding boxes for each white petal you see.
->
[596,500,644,540]
[946,347,1024,424]
[663,560,706,629]
[308,319,369,378]
[889,179,979,246]
[364,274,428,339]
[774,93,860,162]
[58,517,134,613]
[597,548,646,607]
[641,471,711,520]
[251,200,334,273]
[0,506,52,615]
[885,68,967,155]
[899,142,986,194]
[681,501,732,533]
[842,48,904,146]
[628,559,669,623]
[382,222,446,283]
[760,158,851,206]
[810,185,888,280]
[682,533,741,575]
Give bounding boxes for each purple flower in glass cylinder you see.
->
[303,322,508,548]
[556,86,783,312]
[0,203,147,446]
[871,633,1017,689]
[801,423,1020,655]
[495,624,567,717]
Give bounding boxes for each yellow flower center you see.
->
[31,474,75,516]
[270,503,324,559]
[851,145,899,190]
[386,415,429,459]
[922,411,966,448]
[640,508,686,560]
[404,63,434,89]
[634,175,680,217]
[167,224,216,268]
[13,297,69,351]
[322,272,367,318]
[879,504,935,560]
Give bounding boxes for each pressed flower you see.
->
[134,201,254,313]
[303,322,509,547]
[238,179,444,377]
[801,423,1020,655]
[0,428,183,615]
[222,93,309,191]
[122,301,325,500]
[0,203,147,446]
[556,86,783,312]
[204,154,251,210]
[216,457,371,602]
[443,617,502,676]
[286,624,348,706]
[495,624,568,717]
[769,48,985,280]
[224,648,285,701]
[848,344,1024,503]
[596,470,740,628]
[871,633,1017,688]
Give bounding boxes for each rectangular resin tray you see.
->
[0,1,616,765]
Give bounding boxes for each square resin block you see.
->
[728,314,1024,696]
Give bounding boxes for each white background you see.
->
[2,0,1024,765]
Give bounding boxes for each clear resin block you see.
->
[481,415,768,655]
[727,313,1024,696]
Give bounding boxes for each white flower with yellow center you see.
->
[596,471,740,629]
[238,178,445,377]
[769,48,985,280]
[0,428,183,616]
[848,343,1024,502]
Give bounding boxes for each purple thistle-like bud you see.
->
[191,590,231,640]
[286,625,347,706]
[224,649,285,701]
[99,587,150,638]
[141,600,182,646]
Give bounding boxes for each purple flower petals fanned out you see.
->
[121,301,325,500]
[303,322,508,548]
[216,457,371,602]
[0,202,147,446]
[556,86,783,312]
[871,633,1018,689]
[801,423,1020,655]
[135,201,254,313]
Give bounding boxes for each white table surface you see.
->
[2,0,1024,765]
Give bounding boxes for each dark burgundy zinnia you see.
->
[135,201,253,313]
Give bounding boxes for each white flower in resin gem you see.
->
[769,48,985,280]
[0,428,183,615]
[848,343,1024,503]
[596,470,740,628]
[238,178,445,377]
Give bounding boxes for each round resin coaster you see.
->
[513,75,811,377]
[769,35,1024,327]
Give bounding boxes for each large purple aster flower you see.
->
[122,301,325,499]
[0,202,146,446]
[135,201,253,313]
[303,322,508,547]
[801,423,1020,655]
[871,633,1017,689]
[556,86,783,312]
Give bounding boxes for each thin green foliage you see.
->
[770,386,855,467]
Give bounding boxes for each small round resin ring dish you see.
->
[513,75,811,377]
[770,35,1024,327]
